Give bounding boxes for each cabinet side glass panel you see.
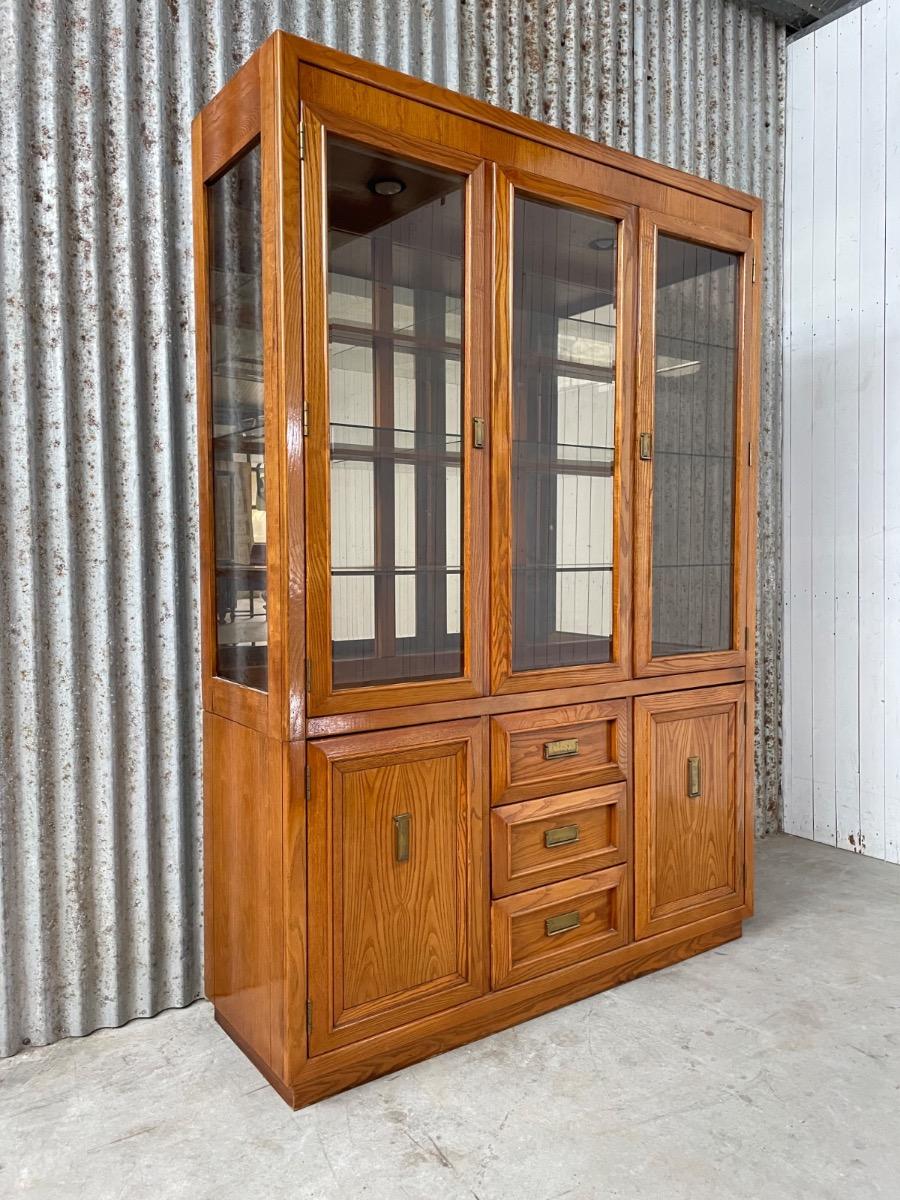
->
[511,195,617,674]
[207,144,267,690]
[326,136,466,690]
[651,236,738,658]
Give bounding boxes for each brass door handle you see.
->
[545,910,581,937]
[544,824,580,849]
[472,416,485,449]
[393,812,411,863]
[543,738,578,760]
[687,756,702,798]
[639,431,652,460]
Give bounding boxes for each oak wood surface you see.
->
[294,48,758,226]
[491,864,628,988]
[490,700,628,806]
[491,784,627,897]
[307,718,488,1053]
[193,31,762,1112]
[634,685,746,938]
[199,49,262,181]
[205,713,285,1071]
[304,666,747,738]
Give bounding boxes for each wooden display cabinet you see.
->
[192,31,761,1109]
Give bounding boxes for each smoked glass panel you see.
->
[207,144,267,690]
[326,136,465,689]
[651,235,738,657]
[511,195,617,673]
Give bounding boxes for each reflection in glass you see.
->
[511,196,617,673]
[208,144,267,690]
[327,137,465,689]
[651,235,738,657]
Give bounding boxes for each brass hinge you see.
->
[748,440,752,467]
[303,401,309,437]
[745,627,749,650]
[305,765,311,801]
[305,657,312,693]
[751,255,757,284]
[306,999,313,1033]
[299,122,305,162]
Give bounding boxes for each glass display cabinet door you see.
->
[491,170,633,694]
[302,109,489,715]
[634,211,753,676]
[206,142,269,693]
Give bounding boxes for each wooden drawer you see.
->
[490,701,628,806]
[491,865,628,988]
[491,784,627,897]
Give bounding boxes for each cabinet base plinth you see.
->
[213,916,743,1110]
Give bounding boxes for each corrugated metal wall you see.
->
[0,0,785,1059]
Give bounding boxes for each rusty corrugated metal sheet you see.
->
[0,0,785,1058]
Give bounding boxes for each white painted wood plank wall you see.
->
[783,0,900,862]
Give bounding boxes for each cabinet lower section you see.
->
[204,682,752,1109]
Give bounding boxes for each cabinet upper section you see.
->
[192,33,762,735]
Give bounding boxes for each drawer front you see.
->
[491,784,627,897]
[491,865,628,988]
[490,701,628,806]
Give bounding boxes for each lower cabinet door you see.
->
[307,718,488,1054]
[634,685,746,940]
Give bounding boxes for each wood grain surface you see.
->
[634,685,746,938]
[491,865,628,988]
[491,784,627,896]
[490,700,628,806]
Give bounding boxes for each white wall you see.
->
[783,0,900,859]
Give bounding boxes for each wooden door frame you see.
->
[306,717,489,1054]
[633,209,756,679]
[490,166,636,696]
[300,92,492,717]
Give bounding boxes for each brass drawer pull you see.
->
[545,910,581,937]
[393,812,411,863]
[543,737,579,760]
[544,824,580,849]
[687,756,702,798]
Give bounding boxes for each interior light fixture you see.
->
[589,235,615,251]
[369,177,405,196]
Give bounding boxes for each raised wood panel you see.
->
[307,718,488,1053]
[204,713,285,1073]
[491,865,628,988]
[490,700,628,806]
[491,784,627,897]
[635,685,746,939]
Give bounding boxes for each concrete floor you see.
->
[2,834,899,1200]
